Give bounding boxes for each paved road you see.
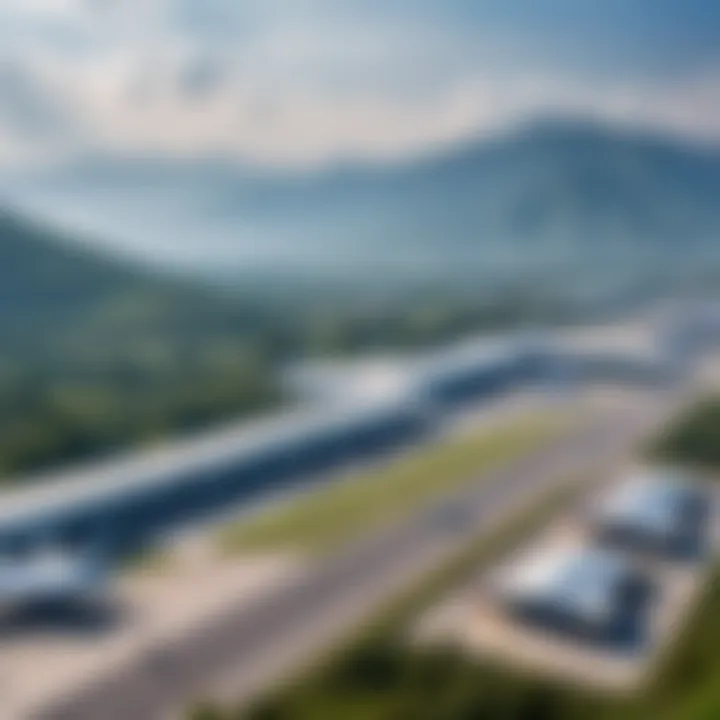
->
[37,389,678,720]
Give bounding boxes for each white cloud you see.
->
[0,0,718,169]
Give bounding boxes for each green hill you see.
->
[0,210,281,481]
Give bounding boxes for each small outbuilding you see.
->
[594,471,710,559]
[0,547,106,608]
[492,545,651,643]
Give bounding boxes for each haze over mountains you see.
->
[3,119,720,299]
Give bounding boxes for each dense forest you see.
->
[651,396,720,468]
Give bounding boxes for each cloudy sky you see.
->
[0,0,719,169]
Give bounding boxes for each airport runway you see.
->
[36,389,677,720]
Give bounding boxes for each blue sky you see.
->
[429,0,720,75]
[0,0,718,169]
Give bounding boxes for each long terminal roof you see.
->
[0,319,671,536]
[0,395,412,534]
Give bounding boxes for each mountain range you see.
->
[2,119,720,305]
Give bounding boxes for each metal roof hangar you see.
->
[492,544,652,644]
[593,470,710,559]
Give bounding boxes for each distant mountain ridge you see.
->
[5,119,720,294]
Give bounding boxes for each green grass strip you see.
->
[218,412,567,555]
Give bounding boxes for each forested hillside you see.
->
[0,210,282,480]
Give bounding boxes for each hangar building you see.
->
[594,471,710,559]
[493,544,651,643]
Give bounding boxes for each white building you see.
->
[492,544,651,642]
[593,470,710,559]
[0,548,106,609]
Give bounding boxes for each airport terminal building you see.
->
[0,310,707,605]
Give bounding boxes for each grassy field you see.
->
[218,412,567,555]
